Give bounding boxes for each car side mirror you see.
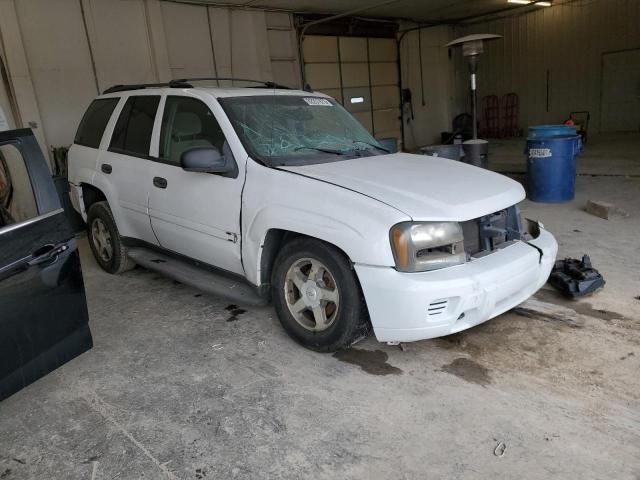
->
[180,147,232,174]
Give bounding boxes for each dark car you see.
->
[0,128,92,401]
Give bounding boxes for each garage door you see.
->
[600,49,640,133]
[303,35,401,147]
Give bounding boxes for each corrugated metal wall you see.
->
[0,0,301,152]
[399,25,454,149]
[453,0,640,134]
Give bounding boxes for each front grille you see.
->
[461,220,481,255]
[462,205,524,257]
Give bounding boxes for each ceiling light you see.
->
[535,1,552,5]
[507,0,532,4]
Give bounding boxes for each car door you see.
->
[147,95,244,275]
[100,94,160,245]
[0,129,92,401]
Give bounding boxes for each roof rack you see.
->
[171,77,291,89]
[102,77,290,95]
[102,81,192,94]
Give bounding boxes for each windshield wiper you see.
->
[294,146,347,155]
[352,140,390,153]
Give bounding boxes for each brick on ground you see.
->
[585,200,629,220]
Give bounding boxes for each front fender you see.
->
[242,162,409,286]
[245,205,369,285]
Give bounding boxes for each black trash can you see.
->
[462,139,489,169]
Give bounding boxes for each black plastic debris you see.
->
[549,255,605,298]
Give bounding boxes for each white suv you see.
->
[68,79,557,351]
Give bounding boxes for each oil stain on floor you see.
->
[535,289,625,321]
[333,348,403,376]
[225,304,247,322]
[440,357,492,386]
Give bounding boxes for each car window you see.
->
[159,96,226,164]
[0,144,38,229]
[109,96,160,157]
[74,98,119,148]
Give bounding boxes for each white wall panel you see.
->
[161,2,216,78]
[84,0,158,90]
[0,0,301,149]
[209,6,233,84]
[14,0,97,147]
[266,13,300,87]
[0,0,49,154]
[230,10,273,82]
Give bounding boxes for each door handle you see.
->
[28,243,69,266]
[153,177,168,189]
[101,163,112,174]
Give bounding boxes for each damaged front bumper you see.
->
[355,222,557,343]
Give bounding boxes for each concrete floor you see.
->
[1,136,639,480]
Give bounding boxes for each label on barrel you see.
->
[529,148,552,158]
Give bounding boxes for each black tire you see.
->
[87,201,135,274]
[271,238,369,352]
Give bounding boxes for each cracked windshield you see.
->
[219,95,388,166]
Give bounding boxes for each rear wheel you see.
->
[87,201,135,274]
[272,238,369,352]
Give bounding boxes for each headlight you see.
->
[390,222,466,272]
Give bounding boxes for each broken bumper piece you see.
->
[549,255,605,298]
[355,226,557,343]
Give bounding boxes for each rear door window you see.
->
[0,144,38,228]
[109,96,160,157]
[74,98,119,148]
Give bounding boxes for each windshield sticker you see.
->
[303,97,332,106]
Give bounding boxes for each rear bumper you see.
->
[355,227,557,343]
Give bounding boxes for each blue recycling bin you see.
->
[528,124,577,139]
[526,125,582,202]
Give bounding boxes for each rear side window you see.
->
[74,98,119,148]
[109,96,160,157]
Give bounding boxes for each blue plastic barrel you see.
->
[528,124,577,138]
[526,135,580,202]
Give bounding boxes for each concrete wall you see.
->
[453,0,640,135]
[0,0,301,156]
[399,25,454,150]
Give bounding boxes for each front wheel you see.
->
[271,238,369,352]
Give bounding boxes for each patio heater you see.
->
[446,34,502,168]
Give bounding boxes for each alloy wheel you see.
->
[284,257,340,331]
[91,218,113,263]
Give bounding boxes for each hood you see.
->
[280,153,525,221]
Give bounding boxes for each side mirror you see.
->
[180,147,232,174]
